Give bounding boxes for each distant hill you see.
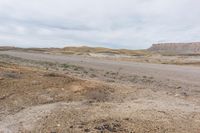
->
[148,42,200,55]
[61,46,149,56]
[0,46,150,56]
[0,46,19,51]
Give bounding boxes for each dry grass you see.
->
[60,46,152,56]
[0,46,152,56]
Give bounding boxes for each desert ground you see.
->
[0,47,200,133]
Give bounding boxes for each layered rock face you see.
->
[148,42,200,54]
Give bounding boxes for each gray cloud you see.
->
[0,0,200,49]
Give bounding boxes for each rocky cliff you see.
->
[148,42,200,54]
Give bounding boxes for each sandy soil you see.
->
[0,51,200,133]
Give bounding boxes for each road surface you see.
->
[1,50,200,88]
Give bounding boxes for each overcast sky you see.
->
[0,0,200,49]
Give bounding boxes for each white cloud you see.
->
[0,0,200,49]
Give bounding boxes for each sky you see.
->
[0,0,200,49]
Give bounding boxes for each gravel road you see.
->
[1,51,200,86]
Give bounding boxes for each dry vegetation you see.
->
[0,46,151,55]
[60,46,150,56]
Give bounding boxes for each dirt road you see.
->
[1,50,200,93]
[1,51,200,84]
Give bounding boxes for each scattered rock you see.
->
[175,94,180,97]
[84,128,90,132]
[124,118,130,121]
[57,124,60,127]
[90,74,97,78]
[94,122,121,132]
[176,86,182,89]
[181,92,188,97]
[78,125,84,128]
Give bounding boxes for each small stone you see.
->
[113,123,121,128]
[182,92,188,97]
[94,126,105,131]
[124,118,130,121]
[175,94,180,97]
[78,125,84,128]
[176,86,182,89]
[84,129,90,132]
[57,124,60,127]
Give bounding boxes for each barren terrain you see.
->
[0,48,200,133]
